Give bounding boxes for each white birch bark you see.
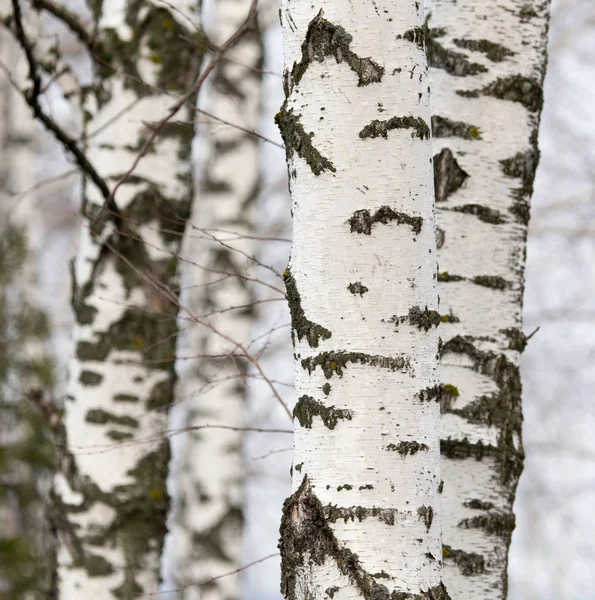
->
[52,2,204,598]
[424,1,550,597]
[171,1,263,598]
[277,2,446,598]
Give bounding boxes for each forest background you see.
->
[0,0,594,598]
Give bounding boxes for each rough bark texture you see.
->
[425,1,550,597]
[0,14,57,598]
[171,1,263,599]
[278,3,445,598]
[53,2,203,598]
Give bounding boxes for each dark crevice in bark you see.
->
[284,267,332,347]
[279,477,450,600]
[348,206,423,235]
[386,441,429,455]
[348,282,369,296]
[275,107,336,176]
[386,307,441,332]
[359,116,430,140]
[289,10,384,91]
[293,395,352,430]
[301,351,413,379]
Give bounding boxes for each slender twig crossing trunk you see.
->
[277,2,447,597]
[425,1,550,597]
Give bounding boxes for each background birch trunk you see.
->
[171,1,263,598]
[277,2,446,597]
[0,10,56,596]
[425,1,550,597]
[52,1,204,597]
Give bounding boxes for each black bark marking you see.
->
[458,511,515,540]
[325,505,402,526]
[279,477,450,600]
[398,24,430,48]
[418,505,434,531]
[428,37,488,77]
[284,267,331,348]
[359,116,430,140]
[434,148,469,202]
[437,272,465,282]
[301,351,412,379]
[386,441,429,455]
[432,115,481,140]
[457,75,543,112]
[464,499,495,510]
[500,141,539,225]
[293,395,352,430]
[453,38,515,62]
[85,409,138,428]
[275,107,335,176]
[442,545,486,576]
[472,275,509,290]
[440,437,498,461]
[79,370,103,386]
[387,306,441,332]
[501,328,528,352]
[348,282,369,296]
[452,204,506,224]
[348,206,423,235]
[290,10,384,90]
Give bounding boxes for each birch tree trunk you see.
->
[172,1,263,598]
[277,2,447,598]
[0,13,56,598]
[52,2,204,597]
[425,1,550,597]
